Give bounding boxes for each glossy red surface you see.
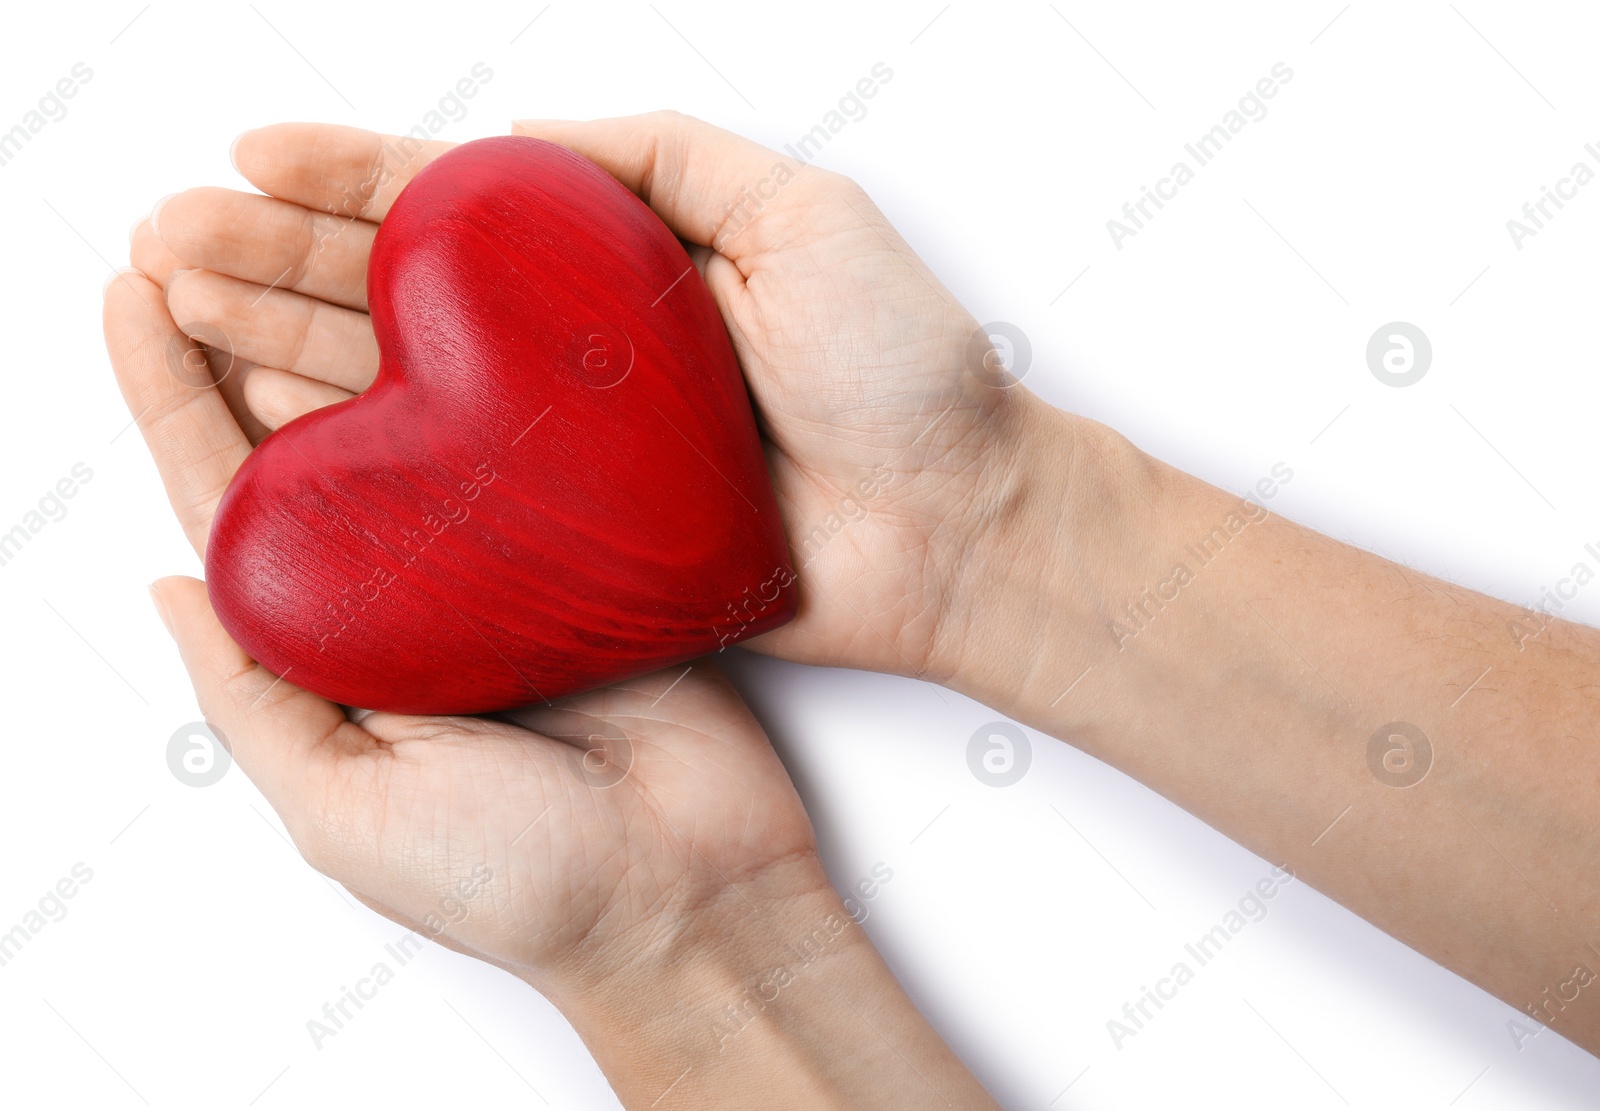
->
[205,136,796,714]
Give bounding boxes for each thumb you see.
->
[512,111,825,256]
[149,575,362,814]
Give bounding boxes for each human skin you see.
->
[108,118,1005,1109]
[113,107,1600,1100]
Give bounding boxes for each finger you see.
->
[242,365,355,429]
[512,111,839,259]
[139,309,270,446]
[104,270,251,558]
[166,268,379,392]
[148,273,271,443]
[150,576,369,834]
[153,187,375,311]
[209,349,274,447]
[671,241,758,389]
[231,123,456,222]
[697,248,753,347]
[684,241,716,278]
[130,219,190,288]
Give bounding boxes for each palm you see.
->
[309,667,814,974]
[702,187,1012,675]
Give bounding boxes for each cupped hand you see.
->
[104,260,827,994]
[513,114,1042,682]
[133,116,1040,691]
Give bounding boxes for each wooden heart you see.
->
[205,136,795,714]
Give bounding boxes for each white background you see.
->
[2,1,1598,1107]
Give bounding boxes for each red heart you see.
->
[205,136,796,714]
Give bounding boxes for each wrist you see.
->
[930,392,1323,759]
[533,855,995,1108]
[926,393,1162,722]
[533,853,840,1105]
[531,847,834,1003]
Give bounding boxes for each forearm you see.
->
[535,864,1000,1109]
[940,397,1600,1049]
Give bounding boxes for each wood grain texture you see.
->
[205,136,795,714]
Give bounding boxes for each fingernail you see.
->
[229,129,255,173]
[104,266,140,295]
[149,583,175,638]
[149,193,176,239]
[129,215,147,242]
[511,119,568,131]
